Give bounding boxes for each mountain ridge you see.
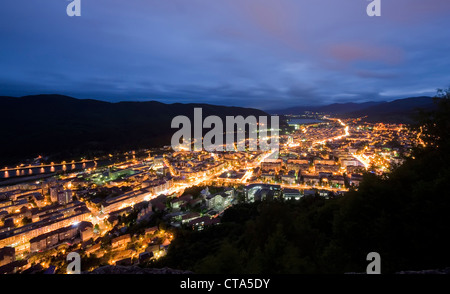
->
[0,94,269,165]
[270,96,438,123]
[271,101,386,115]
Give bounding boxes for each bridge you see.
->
[1,160,96,178]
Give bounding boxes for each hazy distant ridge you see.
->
[270,96,438,123]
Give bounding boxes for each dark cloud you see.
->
[0,0,449,108]
[356,70,399,79]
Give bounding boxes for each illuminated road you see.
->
[279,183,348,192]
[313,118,350,145]
[303,117,369,169]
[242,149,278,183]
[163,157,178,176]
[351,153,371,169]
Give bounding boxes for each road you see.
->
[313,118,350,145]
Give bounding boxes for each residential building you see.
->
[111,234,131,249]
[57,190,73,205]
[0,247,15,267]
[283,189,302,200]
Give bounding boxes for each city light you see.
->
[0,115,421,273]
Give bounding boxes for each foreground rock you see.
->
[346,267,450,274]
[396,268,450,274]
[85,265,193,274]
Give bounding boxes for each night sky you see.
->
[1,0,449,109]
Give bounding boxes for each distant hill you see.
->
[270,96,438,123]
[0,95,269,165]
[271,101,385,115]
[343,96,438,123]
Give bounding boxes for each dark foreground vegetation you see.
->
[154,90,450,274]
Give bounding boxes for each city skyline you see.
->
[1,1,449,109]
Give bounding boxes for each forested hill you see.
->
[0,95,268,164]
